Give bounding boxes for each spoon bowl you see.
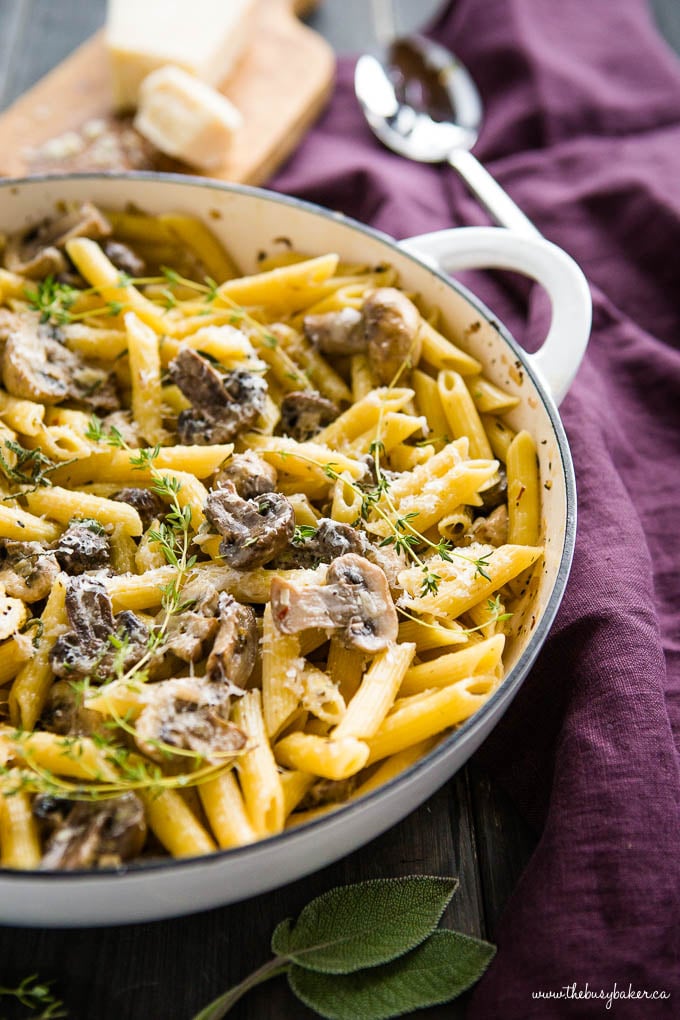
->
[355,34,539,236]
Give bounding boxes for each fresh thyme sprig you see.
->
[0,973,68,1019]
[0,439,62,489]
[279,449,492,597]
[84,417,196,681]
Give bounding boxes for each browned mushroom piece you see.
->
[160,588,222,664]
[279,390,338,442]
[302,306,365,355]
[53,518,111,575]
[214,450,278,500]
[465,504,508,548]
[133,678,247,764]
[168,348,267,444]
[204,482,295,569]
[297,775,359,812]
[270,553,398,653]
[49,576,149,681]
[205,593,258,687]
[111,488,166,529]
[0,540,60,602]
[40,680,107,737]
[2,319,119,411]
[3,202,111,280]
[363,287,422,384]
[275,518,369,570]
[478,466,508,511]
[38,793,147,871]
[102,239,146,278]
[0,308,18,342]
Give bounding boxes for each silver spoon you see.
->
[354,33,540,237]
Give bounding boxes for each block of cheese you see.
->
[106,0,257,111]
[134,65,243,169]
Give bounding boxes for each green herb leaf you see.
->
[270,876,458,974]
[288,929,495,1020]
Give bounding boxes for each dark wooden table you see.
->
[0,3,678,1019]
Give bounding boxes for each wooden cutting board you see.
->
[0,0,334,185]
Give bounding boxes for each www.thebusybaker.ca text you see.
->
[532,982,671,1010]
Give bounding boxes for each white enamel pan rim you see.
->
[0,171,577,882]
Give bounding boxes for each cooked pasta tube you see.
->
[480,414,516,462]
[233,690,285,837]
[51,444,234,486]
[0,786,41,869]
[325,639,366,703]
[158,212,239,282]
[507,430,540,547]
[141,789,216,858]
[280,769,316,817]
[399,544,543,620]
[66,237,169,333]
[125,312,163,445]
[366,675,498,764]
[8,577,69,730]
[217,254,339,311]
[399,635,505,696]
[261,604,303,740]
[332,642,416,741]
[199,770,257,850]
[274,733,370,781]
[25,487,143,537]
[418,319,482,376]
[396,618,468,652]
[467,375,520,414]
[438,370,493,459]
[0,392,45,435]
[0,504,61,543]
[0,636,31,686]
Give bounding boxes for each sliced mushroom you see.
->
[53,518,110,575]
[103,239,145,278]
[465,504,508,548]
[40,680,107,737]
[2,319,119,411]
[161,588,221,664]
[363,287,422,384]
[297,775,359,812]
[100,410,142,448]
[111,488,166,529]
[0,540,60,602]
[279,390,338,442]
[478,466,508,512]
[303,306,365,355]
[205,593,258,687]
[50,576,148,681]
[204,482,295,569]
[38,793,146,871]
[303,289,422,383]
[169,348,267,444]
[4,202,111,280]
[275,518,369,570]
[134,678,247,764]
[214,450,278,500]
[0,308,18,342]
[270,553,398,653]
[0,586,28,640]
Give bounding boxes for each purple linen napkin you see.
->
[271,0,680,1015]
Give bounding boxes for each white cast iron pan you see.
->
[0,174,591,926]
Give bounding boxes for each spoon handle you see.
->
[447,148,541,238]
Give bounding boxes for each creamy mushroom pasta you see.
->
[0,203,541,870]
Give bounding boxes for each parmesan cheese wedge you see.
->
[134,66,243,169]
[106,0,257,110]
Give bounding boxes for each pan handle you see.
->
[400,227,592,405]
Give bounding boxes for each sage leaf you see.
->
[271,876,458,974]
[288,929,496,1020]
